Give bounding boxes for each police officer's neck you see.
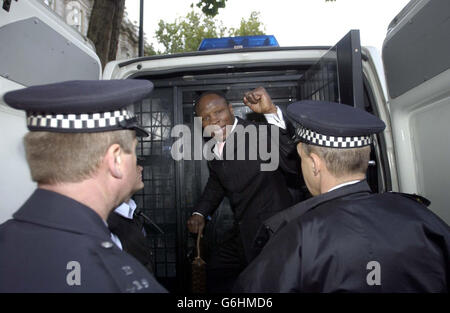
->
[319,172,365,195]
[38,180,117,222]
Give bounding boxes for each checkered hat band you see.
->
[295,126,372,148]
[26,109,133,131]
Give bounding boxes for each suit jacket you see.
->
[107,211,154,274]
[195,117,300,262]
[234,180,450,292]
[0,189,166,293]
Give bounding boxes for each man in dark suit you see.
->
[108,199,160,275]
[107,163,155,274]
[0,80,166,293]
[234,100,450,293]
[187,87,301,292]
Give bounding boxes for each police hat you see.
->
[287,100,386,148]
[3,80,153,137]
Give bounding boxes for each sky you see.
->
[124,0,410,54]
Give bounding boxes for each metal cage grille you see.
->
[298,59,339,102]
[133,88,178,289]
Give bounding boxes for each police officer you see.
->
[234,100,450,292]
[0,80,167,293]
[108,196,162,274]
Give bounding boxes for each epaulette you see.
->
[389,192,431,207]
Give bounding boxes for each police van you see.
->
[1,0,449,291]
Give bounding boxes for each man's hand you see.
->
[187,214,205,234]
[243,87,277,114]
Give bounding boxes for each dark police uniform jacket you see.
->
[234,180,450,292]
[195,117,300,262]
[0,189,167,293]
[107,211,154,274]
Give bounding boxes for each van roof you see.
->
[117,46,332,68]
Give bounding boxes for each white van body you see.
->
[0,0,100,223]
[1,0,449,229]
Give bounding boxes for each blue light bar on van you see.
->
[198,35,279,51]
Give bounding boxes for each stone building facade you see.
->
[43,0,139,60]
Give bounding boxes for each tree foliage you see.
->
[155,11,225,55]
[155,11,265,55]
[88,0,335,63]
[87,0,227,65]
[228,11,265,37]
[195,0,227,17]
[144,43,158,56]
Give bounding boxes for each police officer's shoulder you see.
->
[380,191,450,232]
[387,191,431,207]
[89,237,167,293]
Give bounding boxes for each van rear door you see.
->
[298,30,364,108]
[382,0,450,224]
[298,30,390,193]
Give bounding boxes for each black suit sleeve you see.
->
[265,116,307,202]
[194,164,226,217]
[257,112,299,176]
[277,125,300,175]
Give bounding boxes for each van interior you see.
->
[127,31,390,292]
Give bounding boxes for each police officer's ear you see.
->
[297,143,320,176]
[309,152,322,177]
[105,144,123,179]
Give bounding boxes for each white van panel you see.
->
[0,78,35,223]
[383,0,450,224]
[362,47,398,192]
[0,0,101,85]
[389,69,450,224]
[0,0,101,223]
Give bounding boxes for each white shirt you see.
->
[327,180,362,193]
[104,219,123,250]
[264,106,286,130]
[110,232,123,250]
[114,199,137,220]
[109,199,138,250]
